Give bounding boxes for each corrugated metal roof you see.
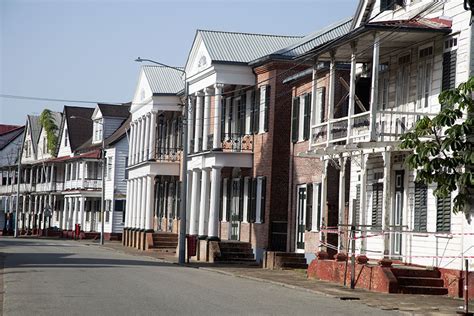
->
[142,66,184,95]
[198,30,302,63]
[274,17,353,58]
[28,115,41,154]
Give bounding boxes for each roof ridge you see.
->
[197,28,303,39]
[142,65,184,70]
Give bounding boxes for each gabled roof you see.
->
[0,126,24,151]
[0,125,21,135]
[105,115,130,147]
[27,115,41,154]
[271,17,353,59]
[195,29,302,64]
[63,106,95,152]
[97,103,131,118]
[142,66,184,95]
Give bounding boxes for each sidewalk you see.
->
[85,240,473,316]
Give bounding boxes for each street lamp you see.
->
[134,57,188,264]
[71,116,106,245]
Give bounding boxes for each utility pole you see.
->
[178,80,189,264]
[100,132,106,245]
[14,147,21,238]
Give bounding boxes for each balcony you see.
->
[190,133,254,155]
[64,178,101,191]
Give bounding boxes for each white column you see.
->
[360,153,368,254]
[68,197,73,230]
[198,168,210,237]
[369,33,380,141]
[202,88,212,151]
[310,57,319,126]
[136,178,143,229]
[347,41,357,144]
[144,114,151,160]
[140,177,147,230]
[189,169,201,235]
[132,122,138,164]
[327,51,336,146]
[125,181,131,227]
[140,118,146,162]
[186,171,193,233]
[149,112,156,160]
[145,176,154,230]
[79,197,85,228]
[130,179,136,228]
[338,156,346,252]
[208,166,222,239]
[382,150,391,257]
[213,84,223,150]
[194,92,204,153]
[128,123,134,164]
[187,97,195,153]
[72,197,78,226]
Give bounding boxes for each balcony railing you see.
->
[152,147,181,162]
[311,109,438,147]
[222,133,253,152]
[64,178,101,190]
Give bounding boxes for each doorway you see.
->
[295,185,307,253]
[391,170,404,258]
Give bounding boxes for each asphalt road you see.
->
[0,238,398,316]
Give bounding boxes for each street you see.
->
[0,238,398,316]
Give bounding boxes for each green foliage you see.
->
[400,77,474,214]
[39,109,58,156]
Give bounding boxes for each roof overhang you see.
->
[300,141,411,158]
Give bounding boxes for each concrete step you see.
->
[398,277,444,287]
[219,253,255,260]
[150,248,176,254]
[214,260,260,266]
[215,257,256,262]
[399,286,448,295]
[281,262,308,269]
[391,268,440,278]
[275,252,305,258]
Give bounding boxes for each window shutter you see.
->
[226,178,232,222]
[354,184,361,227]
[250,90,256,133]
[316,183,322,230]
[371,183,383,229]
[436,193,451,232]
[253,89,260,134]
[250,178,257,222]
[260,176,266,223]
[264,85,270,132]
[238,178,244,222]
[303,93,311,140]
[221,97,226,141]
[319,87,326,123]
[413,182,427,232]
[305,183,313,231]
[219,178,224,221]
[442,50,457,92]
[291,97,300,143]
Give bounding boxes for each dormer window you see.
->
[381,0,404,11]
[93,119,103,143]
[64,129,68,147]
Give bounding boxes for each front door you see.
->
[296,186,307,252]
[391,170,404,258]
[230,179,241,240]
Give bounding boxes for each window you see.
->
[258,85,270,134]
[371,183,383,229]
[381,0,404,11]
[106,157,113,180]
[312,87,326,125]
[256,176,266,223]
[413,182,428,232]
[436,193,451,232]
[42,136,47,154]
[291,97,300,143]
[64,128,68,147]
[378,63,389,109]
[305,183,313,231]
[396,54,411,108]
[442,37,458,92]
[94,120,103,142]
[417,45,433,109]
[245,91,253,135]
[292,93,312,143]
[353,184,361,227]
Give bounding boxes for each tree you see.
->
[400,77,474,215]
[39,109,58,156]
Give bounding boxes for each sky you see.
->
[0,0,357,125]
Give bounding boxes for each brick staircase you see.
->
[275,253,308,269]
[149,232,178,253]
[215,241,258,265]
[391,267,448,295]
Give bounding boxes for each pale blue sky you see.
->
[0,0,357,125]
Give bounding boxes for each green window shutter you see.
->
[436,193,451,232]
[372,183,383,229]
[260,176,267,223]
[238,178,244,222]
[253,89,260,134]
[442,50,457,92]
[291,97,300,143]
[250,178,257,222]
[263,85,271,132]
[226,178,232,222]
[413,182,428,232]
[305,183,313,231]
[303,93,311,140]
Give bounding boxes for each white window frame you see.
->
[258,86,266,134]
[396,52,411,109]
[311,182,321,232]
[242,177,250,223]
[222,178,229,222]
[417,43,434,109]
[298,95,305,142]
[255,176,264,224]
[245,90,252,135]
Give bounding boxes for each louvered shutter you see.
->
[291,97,300,143]
[250,178,257,222]
[371,183,383,229]
[263,85,271,132]
[305,183,313,231]
[260,176,266,223]
[303,93,311,140]
[249,90,256,133]
[316,183,322,230]
[319,87,326,123]
[221,97,226,142]
[354,184,361,227]
[238,178,244,222]
[226,178,232,222]
[413,182,427,232]
[436,193,451,232]
[253,89,260,134]
[442,50,457,92]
